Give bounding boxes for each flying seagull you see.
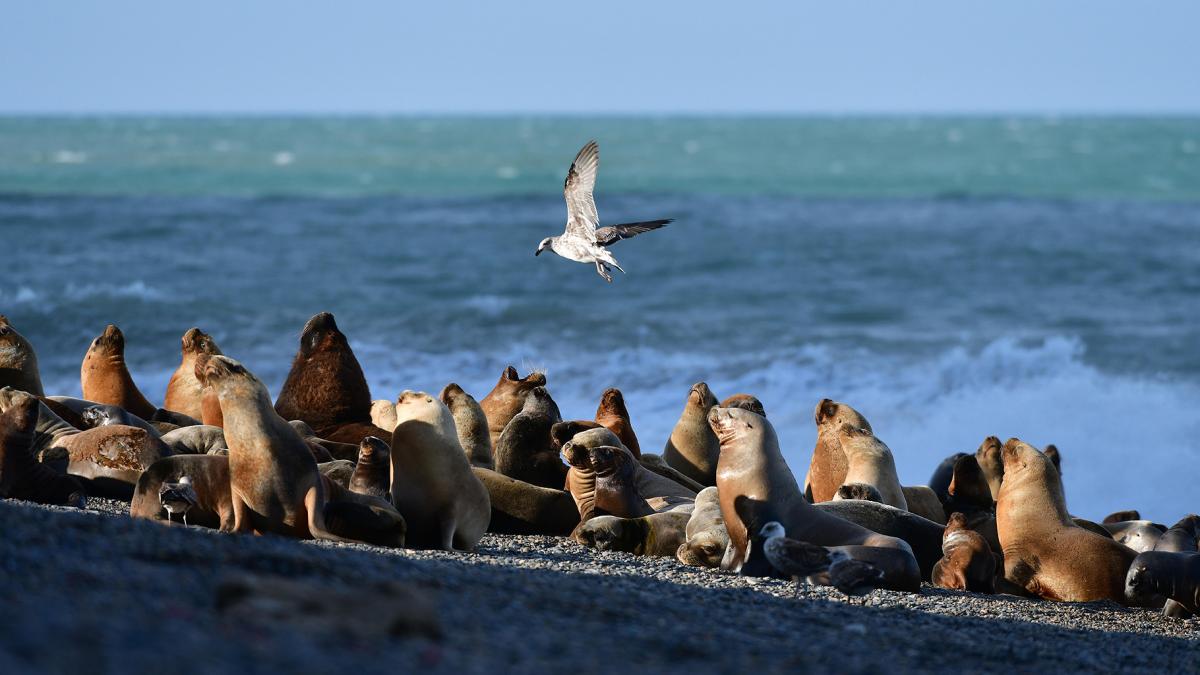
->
[760,522,833,597]
[534,140,672,282]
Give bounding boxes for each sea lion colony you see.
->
[0,311,1197,613]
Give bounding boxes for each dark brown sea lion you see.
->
[273,312,389,446]
[928,452,968,504]
[0,395,86,507]
[1126,551,1200,612]
[932,512,996,593]
[0,316,44,396]
[590,445,654,518]
[803,398,872,504]
[711,406,919,592]
[479,366,546,446]
[813,499,945,581]
[493,386,565,489]
[473,466,579,536]
[79,403,162,438]
[80,324,156,421]
[1152,514,1200,617]
[662,382,721,486]
[439,383,493,469]
[1103,510,1142,524]
[130,454,233,528]
[594,387,641,457]
[996,438,1136,603]
[941,454,1000,556]
[720,394,765,417]
[163,327,222,419]
[348,436,390,500]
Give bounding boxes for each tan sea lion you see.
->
[160,425,227,455]
[975,436,1004,500]
[711,406,920,591]
[348,436,390,500]
[661,382,721,486]
[273,312,389,446]
[574,510,694,556]
[439,383,493,469]
[804,399,872,504]
[0,316,44,396]
[130,454,233,528]
[370,399,397,432]
[676,486,729,568]
[389,390,490,550]
[932,512,996,593]
[472,466,579,536]
[1102,520,1165,553]
[493,386,564,489]
[0,395,87,507]
[564,426,697,501]
[80,324,157,420]
[163,328,222,419]
[901,485,946,524]
[720,394,765,417]
[996,438,1136,603]
[836,423,907,510]
[594,387,641,457]
[479,366,546,445]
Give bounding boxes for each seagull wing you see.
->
[764,537,832,578]
[563,140,600,242]
[596,219,673,247]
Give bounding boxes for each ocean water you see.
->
[2,116,1199,523]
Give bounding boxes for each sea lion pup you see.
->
[197,354,400,544]
[1102,520,1166,553]
[1125,551,1200,613]
[1152,515,1200,617]
[594,388,641,458]
[813,500,945,581]
[79,324,157,421]
[574,510,694,557]
[493,386,565,489]
[834,483,884,503]
[348,436,390,500]
[389,390,490,551]
[804,399,872,504]
[472,467,578,536]
[974,436,1004,501]
[928,452,967,504]
[676,486,730,568]
[589,445,654,518]
[1104,510,1142,524]
[130,454,233,529]
[440,383,493,469]
[996,438,1136,603]
[163,328,222,420]
[0,316,44,396]
[370,399,397,432]
[720,394,765,417]
[160,425,227,455]
[662,382,721,486]
[0,395,87,507]
[479,366,547,445]
[564,427,697,501]
[932,512,996,593]
[835,423,907,510]
[273,312,389,446]
[711,406,920,592]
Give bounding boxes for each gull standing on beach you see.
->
[534,140,673,282]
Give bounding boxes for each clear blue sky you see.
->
[3,1,1198,114]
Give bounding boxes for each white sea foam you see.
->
[64,281,167,302]
[51,150,88,164]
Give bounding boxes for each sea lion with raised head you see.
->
[370,399,397,432]
[0,316,44,396]
[941,453,1000,555]
[835,423,907,510]
[711,406,920,592]
[564,426,697,501]
[932,512,996,593]
[996,438,1136,603]
[594,387,641,457]
[589,445,654,518]
[348,436,390,500]
[130,454,234,528]
[472,466,579,536]
[493,386,564,489]
[389,390,490,550]
[0,395,86,507]
[975,436,1004,501]
[80,324,157,421]
[804,399,872,504]
[662,382,721,486]
[676,486,730,568]
[440,383,493,469]
[479,366,546,445]
[273,312,390,446]
[163,328,222,419]
[928,452,967,504]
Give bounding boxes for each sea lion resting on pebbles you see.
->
[662,382,721,487]
[0,316,44,396]
[163,328,222,420]
[130,454,234,529]
[932,512,997,593]
[440,383,494,469]
[676,486,730,568]
[574,509,694,557]
[1142,515,1200,617]
[711,406,920,592]
[472,466,579,536]
[479,366,546,446]
[0,394,87,507]
[80,324,157,421]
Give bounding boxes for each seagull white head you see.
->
[759,521,786,540]
[535,237,554,256]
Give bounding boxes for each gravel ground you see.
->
[1,497,1197,674]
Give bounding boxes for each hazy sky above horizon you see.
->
[4,1,1199,114]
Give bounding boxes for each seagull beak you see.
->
[534,247,543,256]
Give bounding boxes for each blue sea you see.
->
[2,116,1198,522]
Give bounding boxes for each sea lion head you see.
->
[550,420,602,450]
[87,324,126,359]
[358,435,389,463]
[396,390,437,407]
[0,316,42,394]
[946,454,993,509]
[834,483,884,503]
[598,387,629,416]
[944,511,969,535]
[520,386,560,419]
[560,426,624,455]
[813,399,871,434]
[688,382,718,409]
[0,316,30,356]
[1043,444,1061,474]
[438,382,471,408]
[297,312,348,358]
[1124,554,1169,608]
[573,515,647,554]
[999,438,1052,482]
[195,355,264,402]
[181,328,222,357]
[707,405,765,447]
[500,365,546,389]
[0,389,39,434]
[720,394,766,418]
[588,445,635,479]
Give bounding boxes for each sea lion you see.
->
[932,512,997,593]
[594,387,641,458]
[1126,551,1200,613]
[39,397,86,430]
[479,366,546,446]
[79,404,162,438]
[130,454,233,528]
[198,354,402,544]
[928,452,967,504]
[996,438,1136,603]
[160,425,227,455]
[804,399,872,504]
[835,423,907,510]
[941,454,1000,556]
[318,460,356,489]
[1074,517,1115,539]
[0,394,86,507]
[79,324,157,421]
[348,436,390,500]
[1103,510,1142,524]
[162,328,222,419]
[563,427,697,501]
[661,382,721,486]
[589,445,654,518]
[273,312,389,446]
[472,466,579,536]
[720,394,765,417]
[975,436,1004,501]
[711,406,920,592]
[151,408,201,428]
[550,419,602,450]
[439,383,493,469]
[901,485,946,525]
[834,483,883,503]
[1103,520,1166,553]
[814,499,946,581]
[370,399,397,432]
[676,486,730,568]
[389,390,490,551]
[0,316,44,396]
[574,509,694,556]
[201,384,223,428]
[1152,515,1200,617]
[493,386,565,489]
